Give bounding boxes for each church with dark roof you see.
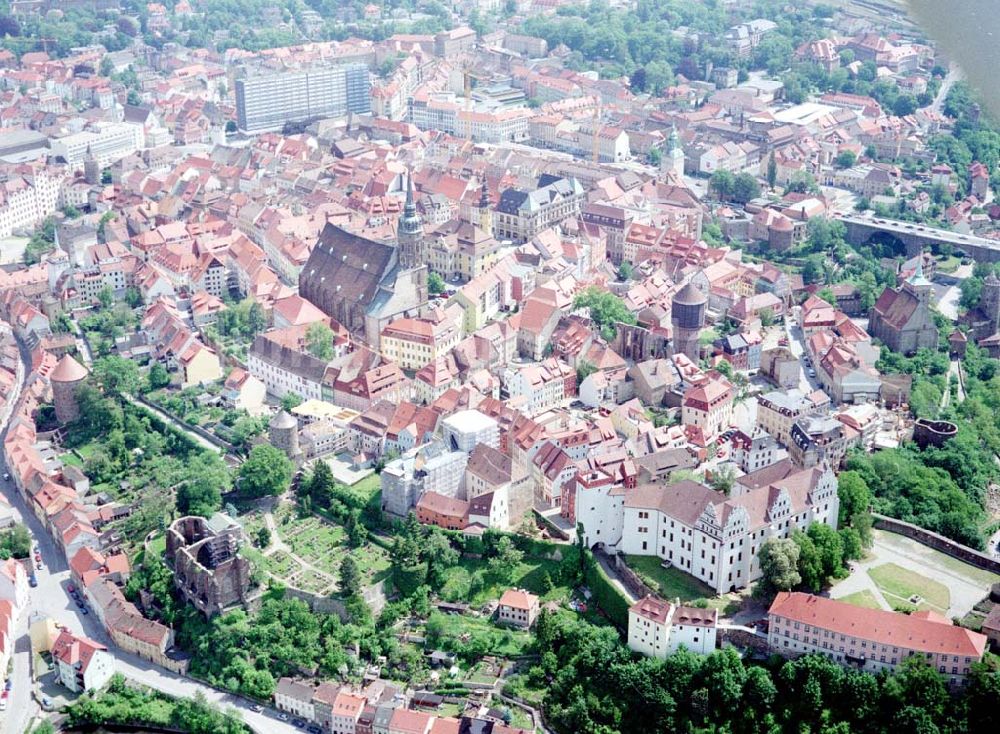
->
[868,260,938,355]
[298,174,428,349]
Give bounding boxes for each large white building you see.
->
[0,167,62,239]
[440,409,499,453]
[628,595,718,658]
[235,64,371,133]
[49,123,145,168]
[579,465,839,595]
[768,592,987,686]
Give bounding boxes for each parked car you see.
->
[278,713,289,722]
[292,719,306,729]
[67,584,76,593]
[4,679,11,691]
[250,704,263,713]
[29,576,37,587]
[81,607,89,615]
[2,472,9,481]
[35,561,42,570]
[307,726,323,734]
[808,369,816,378]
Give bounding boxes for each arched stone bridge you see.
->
[837,214,1000,262]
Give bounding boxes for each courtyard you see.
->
[830,529,999,616]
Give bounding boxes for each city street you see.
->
[0,341,297,734]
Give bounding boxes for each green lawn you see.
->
[424,614,534,659]
[837,589,883,610]
[936,255,961,274]
[262,550,298,578]
[507,706,535,731]
[75,441,99,459]
[868,563,950,612]
[625,555,716,602]
[439,556,569,606]
[60,452,84,469]
[439,703,466,718]
[873,529,1000,588]
[351,473,381,501]
[147,534,167,560]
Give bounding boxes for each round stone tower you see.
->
[50,354,89,424]
[269,409,300,460]
[671,282,707,363]
[83,146,101,186]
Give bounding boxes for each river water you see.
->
[907,0,1000,118]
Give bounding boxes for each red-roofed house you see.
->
[628,595,718,658]
[52,628,115,692]
[681,375,734,440]
[387,707,435,734]
[222,367,267,415]
[768,592,987,685]
[497,588,540,629]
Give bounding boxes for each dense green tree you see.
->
[92,355,142,397]
[834,150,857,169]
[758,537,801,593]
[488,535,524,584]
[339,555,362,598]
[573,286,637,341]
[147,362,171,390]
[280,392,303,412]
[836,470,871,525]
[791,529,825,591]
[305,322,335,360]
[731,172,762,204]
[806,522,844,580]
[237,445,293,498]
[0,524,31,559]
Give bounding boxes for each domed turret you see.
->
[269,409,300,460]
[671,283,707,362]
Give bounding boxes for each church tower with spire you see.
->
[902,255,932,306]
[475,179,493,234]
[398,168,424,269]
[663,124,685,179]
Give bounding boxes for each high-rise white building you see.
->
[235,64,371,133]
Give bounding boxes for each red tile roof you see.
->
[769,592,987,658]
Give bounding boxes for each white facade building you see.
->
[49,123,144,168]
[628,595,718,658]
[581,467,839,595]
[440,410,499,453]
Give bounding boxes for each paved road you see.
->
[929,64,963,115]
[785,316,821,394]
[933,282,961,321]
[0,336,296,734]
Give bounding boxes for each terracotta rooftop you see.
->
[769,592,987,658]
[50,354,89,383]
